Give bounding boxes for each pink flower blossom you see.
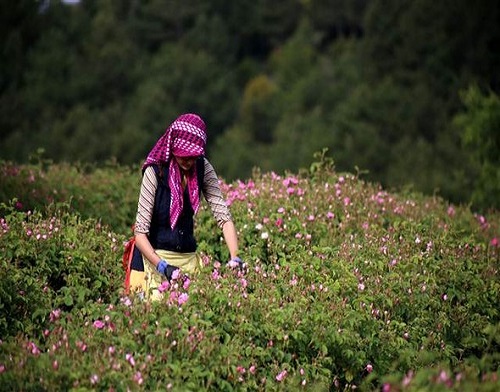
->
[227,259,240,268]
[158,281,170,293]
[27,341,41,355]
[183,277,191,290]
[93,320,105,329]
[171,269,180,280]
[326,211,335,219]
[366,364,373,373]
[133,371,144,385]
[76,341,87,352]
[438,370,450,383]
[169,291,179,304]
[90,374,99,385]
[178,293,189,306]
[343,197,351,206]
[491,237,499,247]
[236,366,246,374]
[283,177,298,187]
[402,370,414,386]
[126,353,135,367]
[276,369,288,382]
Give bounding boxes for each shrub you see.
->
[0,157,499,390]
[0,154,140,234]
[0,202,125,339]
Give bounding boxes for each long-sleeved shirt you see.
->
[134,158,232,235]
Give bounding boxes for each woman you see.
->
[128,113,241,300]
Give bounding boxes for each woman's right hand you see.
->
[156,259,179,280]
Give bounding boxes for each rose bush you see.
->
[0,155,499,390]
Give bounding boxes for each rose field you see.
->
[0,153,499,391]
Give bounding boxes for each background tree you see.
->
[454,86,500,210]
[1,0,499,210]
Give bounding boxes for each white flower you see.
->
[261,232,269,240]
[255,223,263,231]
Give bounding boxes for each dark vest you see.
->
[130,158,204,271]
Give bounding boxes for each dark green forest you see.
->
[1,0,499,210]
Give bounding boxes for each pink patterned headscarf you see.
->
[143,113,207,229]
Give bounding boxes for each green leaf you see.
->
[64,295,73,306]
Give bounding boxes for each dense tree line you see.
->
[1,0,499,210]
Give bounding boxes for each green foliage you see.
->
[0,160,499,390]
[0,154,140,233]
[0,202,124,339]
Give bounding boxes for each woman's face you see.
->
[174,155,197,172]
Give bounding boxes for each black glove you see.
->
[156,259,179,280]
